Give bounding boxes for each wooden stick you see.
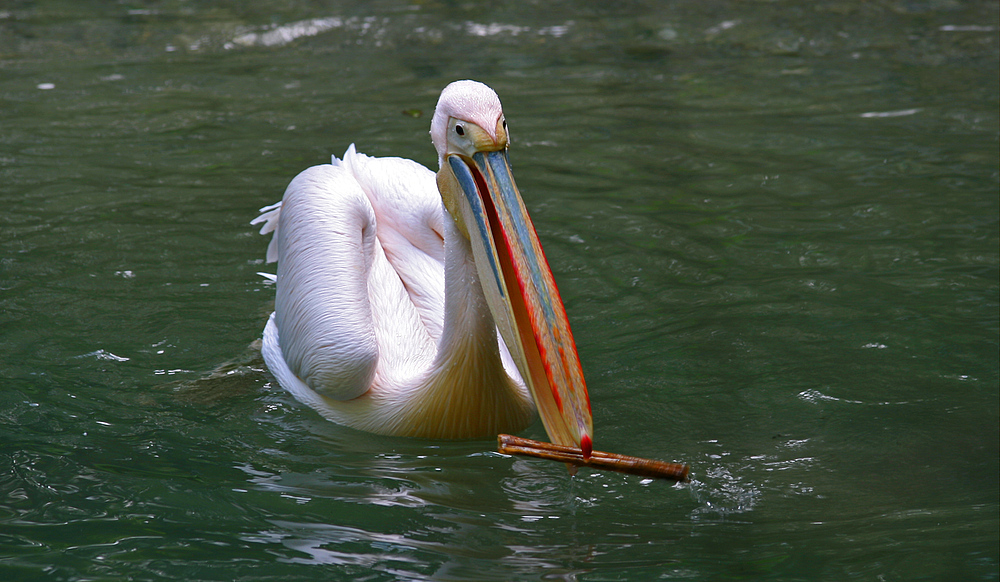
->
[497,434,690,482]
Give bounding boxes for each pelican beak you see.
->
[445,148,593,458]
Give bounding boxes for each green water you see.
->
[1,1,997,580]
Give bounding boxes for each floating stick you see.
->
[497,434,690,482]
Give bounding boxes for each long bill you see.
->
[447,150,593,458]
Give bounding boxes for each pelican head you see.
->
[430,80,593,457]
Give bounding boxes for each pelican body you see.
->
[253,81,592,455]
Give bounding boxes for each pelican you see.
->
[252,80,592,456]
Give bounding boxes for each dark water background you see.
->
[1,1,997,580]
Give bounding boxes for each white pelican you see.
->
[253,80,593,456]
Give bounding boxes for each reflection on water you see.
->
[229,397,833,578]
[0,0,997,580]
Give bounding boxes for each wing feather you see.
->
[259,148,447,402]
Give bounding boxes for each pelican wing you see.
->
[261,148,445,401]
[339,145,447,340]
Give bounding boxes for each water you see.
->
[2,1,997,580]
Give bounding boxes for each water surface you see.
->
[1,1,997,580]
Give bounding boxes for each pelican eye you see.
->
[455,124,465,136]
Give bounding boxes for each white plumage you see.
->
[254,145,533,437]
[253,81,593,450]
